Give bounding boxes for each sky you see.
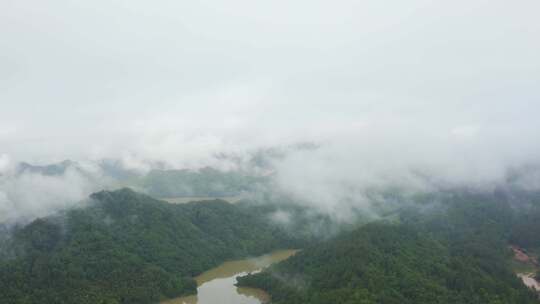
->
[1,0,538,165]
[1,0,540,223]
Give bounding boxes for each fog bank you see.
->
[1,1,539,223]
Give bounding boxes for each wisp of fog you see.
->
[1,0,539,224]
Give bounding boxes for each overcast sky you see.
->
[1,0,539,168]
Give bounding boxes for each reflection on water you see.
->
[162,250,297,304]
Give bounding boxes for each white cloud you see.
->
[1,0,538,164]
[0,155,12,175]
[0,1,539,221]
[0,164,109,224]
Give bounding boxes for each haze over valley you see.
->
[1,1,540,303]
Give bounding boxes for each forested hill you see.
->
[131,167,267,198]
[238,224,537,304]
[238,192,540,304]
[0,188,294,304]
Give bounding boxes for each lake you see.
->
[162,250,298,304]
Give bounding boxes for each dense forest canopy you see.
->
[1,185,540,304]
[237,190,540,304]
[0,188,294,304]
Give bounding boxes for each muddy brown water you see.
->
[162,250,298,304]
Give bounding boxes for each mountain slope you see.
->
[238,195,539,304]
[0,188,293,304]
[133,167,267,198]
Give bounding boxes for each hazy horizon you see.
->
[2,1,540,224]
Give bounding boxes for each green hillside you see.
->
[238,192,539,304]
[131,168,267,198]
[0,188,293,304]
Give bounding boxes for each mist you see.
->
[0,157,109,225]
[1,1,540,224]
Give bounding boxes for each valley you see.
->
[3,2,539,303]
[2,185,540,304]
[163,250,297,304]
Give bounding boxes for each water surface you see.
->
[162,250,297,304]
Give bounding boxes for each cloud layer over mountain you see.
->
[1,1,539,223]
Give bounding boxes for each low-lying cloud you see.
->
[1,1,539,224]
[269,122,540,220]
[0,158,110,225]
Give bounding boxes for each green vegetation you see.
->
[237,198,354,243]
[130,167,267,198]
[238,191,539,304]
[3,184,540,304]
[0,188,293,304]
[510,192,540,249]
